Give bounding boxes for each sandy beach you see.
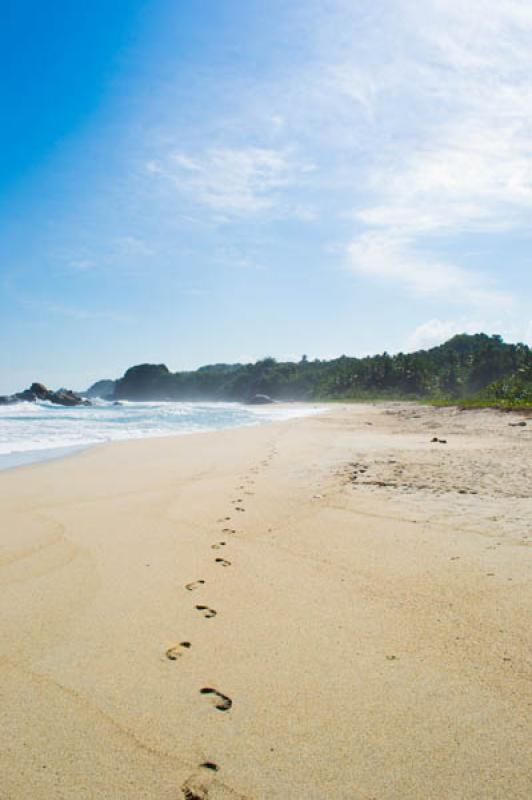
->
[0,402,530,799]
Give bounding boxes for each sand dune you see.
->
[0,403,530,799]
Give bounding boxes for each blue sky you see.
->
[1,0,531,393]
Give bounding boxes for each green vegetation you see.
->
[106,334,532,409]
[450,372,532,409]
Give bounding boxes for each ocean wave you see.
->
[0,400,322,459]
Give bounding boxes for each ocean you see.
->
[0,399,321,470]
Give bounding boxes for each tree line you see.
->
[102,334,531,407]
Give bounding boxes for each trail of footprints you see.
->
[164,439,279,796]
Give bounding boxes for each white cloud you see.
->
[148,146,311,220]
[347,231,512,307]
[325,64,377,119]
[406,316,532,351]
[135,0,532,316]
[406,319,486,351]
[341,0,532,305]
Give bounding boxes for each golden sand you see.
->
[0,403,530,799]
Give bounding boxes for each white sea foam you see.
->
[0,399,322,468]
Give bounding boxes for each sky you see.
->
[1,0,531,393]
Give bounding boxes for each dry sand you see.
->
[0,403,530,799]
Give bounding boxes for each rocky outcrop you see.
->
[113,364,171,400]
[85,379,116,399]
[0,383,90,406]
[50,388,91,406]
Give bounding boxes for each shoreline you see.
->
[1,402,530,799]
[0,443,91,473]
[2,397,529,474]
[0,401,324,473]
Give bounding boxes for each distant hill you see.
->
[86,334,532,407]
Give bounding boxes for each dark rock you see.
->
[16,389,38,402]
[0,388,37,404]
[49,389,88,407]
[0,383,90,407]
[114,363,170,400]
[85,379,116,399]
[246,394,275,405]
[30,382,50,399]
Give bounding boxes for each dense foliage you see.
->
[104,334,532,407]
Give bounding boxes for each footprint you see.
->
[196,605,217,618]
[200,687,232,711]
[215,558,231,567]
[185,580,205,592]
[182,764,233,800]
[182,786,205,800]
[182,776,212,800]
[165,641,191,660]
[235,507,245,512]
[200,762,219,772]
[211,542,227,549]
[221,528,236,534]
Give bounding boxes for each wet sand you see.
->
[0,403,530,799]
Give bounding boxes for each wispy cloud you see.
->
[347,232,512,307]
[40,0,532,330]
[342,0,532,305]
[18,296,131,323]
[147,146,314,221]
[58,236,156,277]
[124,0,531,315]
[213,245,266,271]
[112,235,155,258]
[406,315,532,351]
[67,258,97,272]
[406,318,489,351]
